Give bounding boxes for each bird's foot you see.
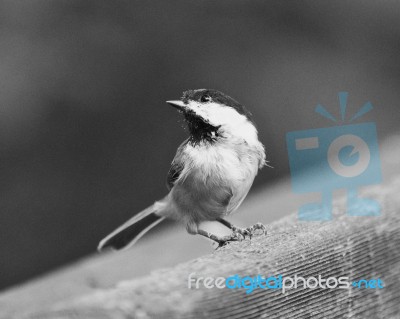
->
[216,232,243,248]
[197,229,242,248]
[232,222,267,239]
[248,222,267,236]
[231,226,251,239]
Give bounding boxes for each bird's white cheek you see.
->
[187,102,209,118]
[210,109,259,145]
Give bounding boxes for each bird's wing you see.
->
[166,139,189,191]
[166,162,184,191]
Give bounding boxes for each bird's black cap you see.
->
[181,89,254,123]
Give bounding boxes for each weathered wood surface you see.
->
[16,184,400,317]
[1,134,400,318]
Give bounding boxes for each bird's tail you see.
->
[98,204,166,252]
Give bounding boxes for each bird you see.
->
[98,89,268,251]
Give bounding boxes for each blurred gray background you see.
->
[1,0,400,291]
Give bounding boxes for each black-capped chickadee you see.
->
[98,89,267,251]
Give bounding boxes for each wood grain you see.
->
[2,134,400,319]
[16,175,400,319]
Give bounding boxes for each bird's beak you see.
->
[166,100,187,111]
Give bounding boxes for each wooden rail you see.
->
[2,134,400,319]
[14,175,400,318]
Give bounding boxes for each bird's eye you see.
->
[201,94,211,103]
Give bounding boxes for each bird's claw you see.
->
[232,222,267,239]
[249,222,267,236]
[232,226,251,240]
[209,220,267,248]
[216,232,242,248]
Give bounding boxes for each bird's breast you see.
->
[166,140,261,226]
[184,141,258,183]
